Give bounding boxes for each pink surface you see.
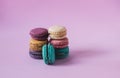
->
[0,0,120,78]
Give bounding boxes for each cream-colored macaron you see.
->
[48,25,67,39]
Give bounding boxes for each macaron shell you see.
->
[30,28,48,37]
[48,25,67,34]
[42,44,55,65]
[48,43,55,64]
[55,50,69,57]
[53,44,68,48]
[55,46,69,52]
[50,38,69,46]
[30,28,48,40]
[42,44,49,64]
[29,51,42,59]
[55,54,69,59]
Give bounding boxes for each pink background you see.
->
[0,0,120,78]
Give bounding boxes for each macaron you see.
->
[55,46,69,59]
[30,28,49,41]
[50,38,69,48]
[30,39,47,52]
[48,25,67,39]
[42,43,55,65]
[29,51,42,59]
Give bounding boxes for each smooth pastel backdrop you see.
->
[0,0,120,78]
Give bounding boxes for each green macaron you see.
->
[55,46,69,59]
[42,43,55,65]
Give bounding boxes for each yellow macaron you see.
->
[29,39,47,52]
[48,25,67,39]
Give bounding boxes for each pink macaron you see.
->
[50,38,69,48]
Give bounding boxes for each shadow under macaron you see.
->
[53,48,107,66]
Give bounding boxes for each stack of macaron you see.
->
[29,28,49,59]
[29,26,69,65]
[48,25,69,59]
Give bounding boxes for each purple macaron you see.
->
[30,28,49,41]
